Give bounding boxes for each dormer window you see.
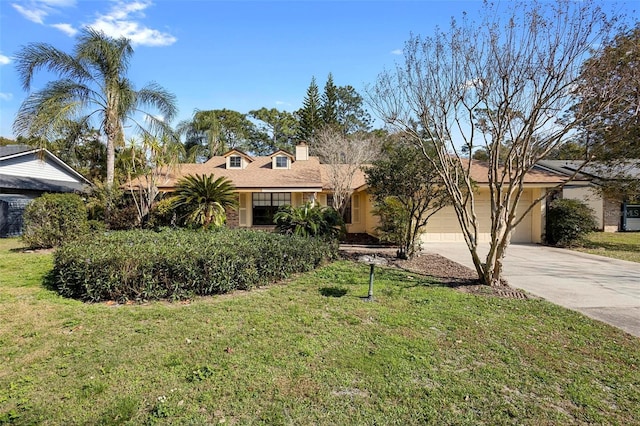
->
[229,156,242,168]
[223,149,253,169]
[275,156,288,168]
[269,150,294,169]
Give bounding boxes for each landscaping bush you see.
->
[52,228,338,302]
[22,193,88,249]
[546,198,597,247]
[105,202,139,230]
[274,203,344,239]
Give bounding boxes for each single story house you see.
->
[0,144,91,237]
[132,143,570,244]
[536,160,640,232]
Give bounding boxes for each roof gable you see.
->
[0,145,91,188]
[269,149,295,160]
[221,149,254,162]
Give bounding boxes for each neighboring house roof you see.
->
[0,144,91,192]
[537,160,640,182]
[0,174,87,192]
[0,145,36,158]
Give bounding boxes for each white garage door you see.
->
[422,191,534,243]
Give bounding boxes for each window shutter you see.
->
[239,193,248,226]
[352,193,361,224]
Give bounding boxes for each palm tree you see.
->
[171,174,237,228]
[13,28,177,188]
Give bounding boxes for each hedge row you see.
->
[52,229,338,302]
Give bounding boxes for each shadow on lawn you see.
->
[320,287,348,298]
[42,269,60,293]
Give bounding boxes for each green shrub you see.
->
[52,228,338,302]
[372,197,414,259]
[146,196,191,229]
[105,202,139,230]
[21,193,89,249]
[274,203,344,239]
[146,197,177,228]
[546,198,597,247]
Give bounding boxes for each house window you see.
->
[327,194,352,224]
[229,156,242,168]
[252,192,291,225]
[275,156,288,168]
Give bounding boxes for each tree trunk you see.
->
[106,136,115,188]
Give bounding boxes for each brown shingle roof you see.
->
[318,164,368,191]
[125,156,567,192]
[137,156,324,191]
[465,160,568,185]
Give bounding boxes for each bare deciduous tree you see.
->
[314,127,379,216]
[368,0,618,286]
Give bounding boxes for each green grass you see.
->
[1,237,639,425]
[575,232,640,263]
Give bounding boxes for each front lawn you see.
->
[1,238,639,424]
[575,231,640,263]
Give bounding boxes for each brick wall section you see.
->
[603,197,621,232]
[226,207,239,228]
[225,194,240,228]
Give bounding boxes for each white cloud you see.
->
[0,54,11,66]
[86,1,176,47]
[275,101,291,106]
[390,49,403,55]
[12,0,75,24]
[40,0,75,6]
[12,3,48,23]
[51,22,77,36]
[0,93,14,101]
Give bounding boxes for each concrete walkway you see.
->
[424,242,640,338]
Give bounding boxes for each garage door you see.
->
[422,190,534,243]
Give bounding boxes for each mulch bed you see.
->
[339,245,529,299]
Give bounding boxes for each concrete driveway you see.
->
[424,242,640,338]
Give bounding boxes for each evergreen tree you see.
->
[336,85,372,134]
[296,77,322,142]
[321,73,339,129]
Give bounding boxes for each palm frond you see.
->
[14,43,91,91]
[137,82,178,121]
[76,28,133,82]
[172,174,237,228]
[13,80,94,139]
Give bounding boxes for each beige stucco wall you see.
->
[419,188,545,244]
[316,190,369,234]
[233,187,547,243]
[563,185,603,230]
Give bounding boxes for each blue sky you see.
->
[0,0,635,139]
[0,0,487,139]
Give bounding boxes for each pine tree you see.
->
[296,77,322,142]
[321,73,339,129]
